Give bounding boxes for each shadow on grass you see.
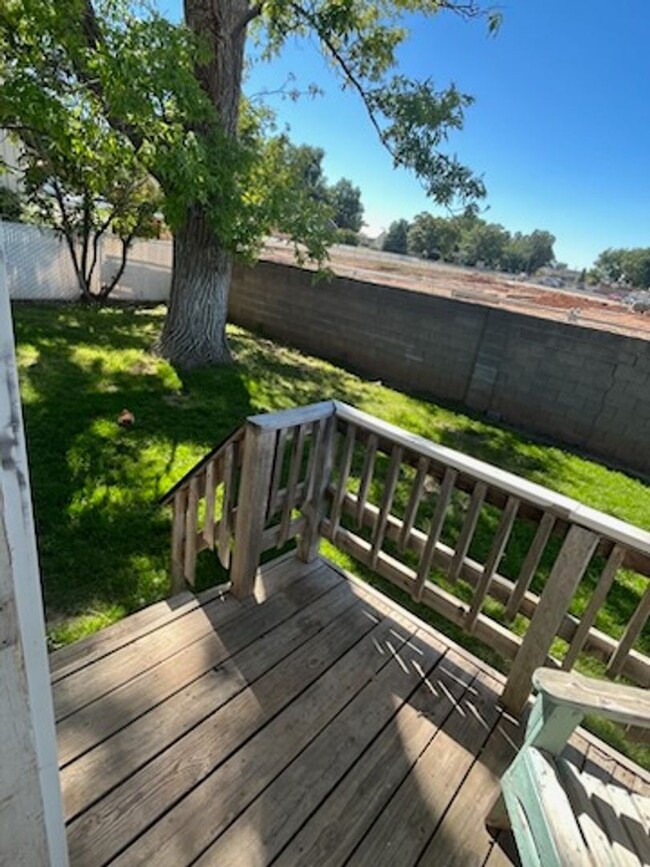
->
[13,304,432,641]
[12,303,650,663]
[14,304,252,643]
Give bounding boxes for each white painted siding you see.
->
[0,227,69,865]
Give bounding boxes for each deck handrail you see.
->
[332,403,650,559]
[162,424,246,590]
[162,400,650,715]
[159,424,246,507]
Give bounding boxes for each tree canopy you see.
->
[0,187,22,222]
[406,212,460,260]
[382,218,410,254]
[1,0,499,365]
[286,146,365,232]
[592,248,650,289]
[328,178,364,232]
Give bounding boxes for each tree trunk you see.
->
[158,0,249,368]
[159,205,232,367]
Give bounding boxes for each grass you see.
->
[13,302,650,765]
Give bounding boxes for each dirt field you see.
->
[262,239,650,341]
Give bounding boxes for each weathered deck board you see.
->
[417,710,524,867]
[273,648,480,867]
[51,554,650,867]
[57,560,338,766]
[347,669,502,867]
[68,596,385,863]
[109,599,424,865]
[60,574,357,821]
[198,626,451,866]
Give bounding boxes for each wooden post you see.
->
[230,422,276,599]
[298,414,336,563]
[183,476,199,587]
[170,488,187,595]
[501,525,599,715]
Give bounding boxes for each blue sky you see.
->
[164,1,650,268]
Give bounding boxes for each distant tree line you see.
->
[382,212,556,274]
[590,248,650,289]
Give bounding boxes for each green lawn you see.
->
[13,302,650,764]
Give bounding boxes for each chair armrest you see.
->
[533,668,650,729]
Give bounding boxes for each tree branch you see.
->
[87,208,115,293]
[232,2,265,37]
[102,233,135,298]
[287,3,390,152]
[81,0,101,47]
[76,0,147,156]
[51,178,89,299]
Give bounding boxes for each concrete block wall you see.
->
[230,260,487,402]
[230,259,650,477]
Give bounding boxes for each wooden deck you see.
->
[51,553,650,867]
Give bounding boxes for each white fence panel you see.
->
[101,235,172,302]
[2,220,173,302]
[3,221,80,300]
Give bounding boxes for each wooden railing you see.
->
[160,402,335,595]
[162,401,650,715]
[160,425,245,591]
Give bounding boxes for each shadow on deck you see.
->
[50,553,649,867]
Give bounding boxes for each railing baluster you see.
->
[300,422,317,506]
[607,581,650,678]
[466,495,520,631]
[356,433,378,527]
[448,480,488,583]
[562,544,626,671]
[183,476,199,586]
[218,443,235,569]
[163,402,650,702]
[399,456,429,551]
[330,423,356,537]
[298,415,336,562]
[413,467,457,601]
[171,488,188,594]
[203,458,216,549]
[279,424,307,546]
[502,525,599,715]
[370,445,403,568]
[504,511,556,623]
[267,428,289,521]
[303,420,324,506]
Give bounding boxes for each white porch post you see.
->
[0,227,69,865]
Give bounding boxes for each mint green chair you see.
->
[488,668,650,866]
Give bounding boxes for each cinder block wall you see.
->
[230,260,650,476]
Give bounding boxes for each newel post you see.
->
[298,413,336,563]
[230,421,276,599]
[501,525,599,715]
